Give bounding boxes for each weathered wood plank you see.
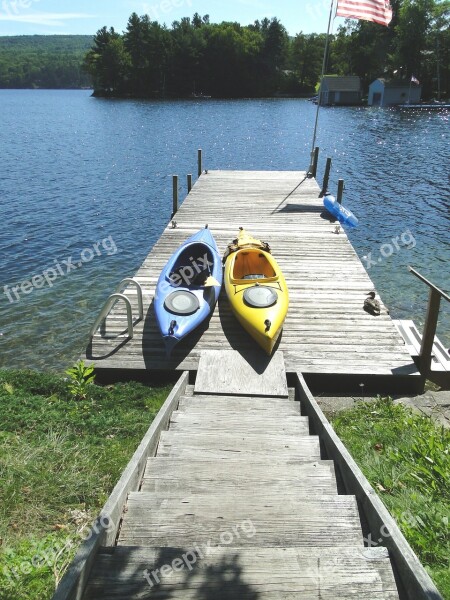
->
[194,350,288,397]
[156,430,320,460]
[140,457,337,495]
[170,410,309,427]
[118,494,363,547]
[83,545,399,600]
[177,395,300,413]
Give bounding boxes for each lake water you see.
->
[0,90,448,371]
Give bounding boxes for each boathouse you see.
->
[319,76,362,106]
[368,78,422,107]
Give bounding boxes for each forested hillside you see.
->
[0,35,93,88]
[85,1,449,99]
[0,1,448,97]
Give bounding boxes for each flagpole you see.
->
[308,0,335,176]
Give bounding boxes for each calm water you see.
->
[0,90,448,370]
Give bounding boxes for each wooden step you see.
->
[394,319,450,372]
[169,412,310,434]
[118,494,363,548]
[83,545,400,599]
[194,350,289,397]
[178,394,300,412]
[177,406,301,418]
[156,430,320,460]
[140,458,337,495]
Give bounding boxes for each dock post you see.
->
[172,175,178,217]
[321,157,332,196]
[187,174,192,193]
[198,149,202,178]
[311,147,319,177]
[419,288,441,375]
[337,179,345,204]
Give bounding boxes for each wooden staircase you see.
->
[82,372,400,599]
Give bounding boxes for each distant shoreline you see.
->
[0,87,315,99]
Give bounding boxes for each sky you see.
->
[0,0,347,37]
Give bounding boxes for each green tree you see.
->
[205,22,263,96]
[84,27,130,94]
[124,13,149,94]
[432,2,450,97]
[292,33,327,91]
[169,16,206,95]
[331,19,394,87]
[259,18,289,91]
[395,0,435,77]
[140,18,172,96]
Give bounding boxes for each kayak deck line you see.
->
[85,163,423,394]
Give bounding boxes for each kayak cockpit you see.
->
[168,243,214,288]
[230,249,278,284]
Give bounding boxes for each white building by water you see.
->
[368,78,422,107]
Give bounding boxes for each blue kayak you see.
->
[154,226,223,356]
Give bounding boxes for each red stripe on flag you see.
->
[337,0,393,26]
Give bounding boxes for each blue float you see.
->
[323,194,359,228]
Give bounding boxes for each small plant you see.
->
[2,382,14,395]
[65,361,95,400]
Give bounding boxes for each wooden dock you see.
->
[86,169,421,393]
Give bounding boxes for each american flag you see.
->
[336,0,393,27]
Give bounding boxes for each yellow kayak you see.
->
[224,229,289,355]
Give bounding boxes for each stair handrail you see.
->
[90,278,144,339]
[408,266,450,373]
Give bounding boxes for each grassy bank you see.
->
[331,397,449,599]
[0,369,171,600]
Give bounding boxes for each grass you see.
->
[0,368,172,600]
[331,396,450,599]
